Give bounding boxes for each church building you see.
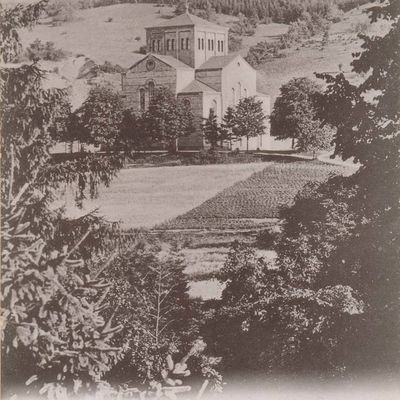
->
[121,10,272,150]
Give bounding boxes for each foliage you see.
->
[228,30,243,52]
[98,61,125,74]
[202,109,221,149]
[232,96,266,151]
[102,241,222,394]
[46,0,78,23]
[74,86,124,149]
[1,3,125,395]
[245,41,280,67]
[25,39,67,62]
[142,87,195,152]
[229,13,257,36]
[210,0,400,374]
[270,77,334,152]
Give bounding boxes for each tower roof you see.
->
[147,12,228,31]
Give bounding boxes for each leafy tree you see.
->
[270,77,334,151]
[119,108,150,153]
[75,86,124,149]
[143,87,194,153]
[221,105,239,148]
[233,96,266,151]
[202,109,220,149]
[1,2,125,395]
[245,40,279,67]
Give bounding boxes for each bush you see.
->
[137,45,147,54]
[25,39,67,61]
[46,0,77,23]
[245,41,280,67]
[228,31,243,51]
[99,61,125,73]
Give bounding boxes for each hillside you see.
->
[17,2,386,105]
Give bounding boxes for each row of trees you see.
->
[202,97,266,151]
[65,86,194,153]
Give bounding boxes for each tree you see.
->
[119,108,150,153]
[234,96,266,151]
[202,109,220,149]
[75,85,124,149]
[221,105,239,149]
[1,2,125,395]
[270,77,334,151]
[143,87,194,152]
[103,241,223,395]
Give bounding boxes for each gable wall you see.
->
[221,57,257,113]
[122,57,177,110]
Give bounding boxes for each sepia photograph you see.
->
[0,0,399,398]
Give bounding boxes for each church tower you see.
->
[145,11,229,68]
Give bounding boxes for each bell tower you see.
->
[145,9,229,68]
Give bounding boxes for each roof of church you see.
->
[148,12,228,30]
[180,79,218,93]
[129,53,192,70]
[197,54,239,70]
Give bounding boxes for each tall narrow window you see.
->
[198,38,201,49]
[208,39,210,50]
[139,88,145,111]
[148,81,155,102]
[171,39,175,50]
[157,40,160,51]
[212,99,217,114]
[211,40,214,51]
[186,38,190,49]
[201,38,204,49]
[221,41,224,52]
[152,40,156,52]
[238,82,242,99]
[217,40,220,52]
[181,38,184,49]
[167,39,170,51]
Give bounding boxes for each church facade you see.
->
[121,11,271,150]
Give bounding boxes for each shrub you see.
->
[245,41,280,67]
[228,31,242,51]
[99,60,125,73]
[46,0,77,23]
[25,39,67,61]
[138,45,147,54]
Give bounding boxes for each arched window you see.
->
[167,39,170,51]
[152,40,156,52]
[221,41,224,52]
[217,40,220,52]
[157,40,161,51]
[201,38,204,49]
[181,38,185,49]
[232,88,236,104]
[238,82,242,99]
[183,98,191,108]
[139,88,145,111]
[211,40,214,51]
[198,38,201,49]
[186,38,190,49]
[148,81,155,102]
[171,39,175,50]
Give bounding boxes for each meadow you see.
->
[159,161,347,230]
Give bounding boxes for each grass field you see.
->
[74,162,267,228]
[158,161,346,230]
